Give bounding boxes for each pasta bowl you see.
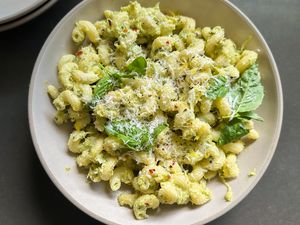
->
[28,0,283,224]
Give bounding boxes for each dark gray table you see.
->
[0,0,299,224]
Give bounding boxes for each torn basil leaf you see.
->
[89,57,147,108]
[126,56,147,76]
[151,123,168,141]
[205,75,230,100]
[236,111,264,122]
[104,120,167,151]
[226,64,264,117]
[105,120,150,151]
[89,73,118,108]
[217,119,249,145]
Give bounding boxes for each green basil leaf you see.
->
[237,111,264,122]
[217,119,249,145]
[89,73,118,108]
[151,123,168,141]
[89,57,147,108]
[104,120,168,151]
[226,64,264,116]
[105,120,150,151]
[205,75,230,100]
[126,56,147,76]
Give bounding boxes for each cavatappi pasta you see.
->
[47,1,264,220]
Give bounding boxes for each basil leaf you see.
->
[151,123,168,141]
[104,120,168,151]
[227,64,264,116]
[105,120,150,151]
[237,111,264,122]
[89,57,147,108]
[205,75,230,100]
[89,73,118,108]
[217,119,249,145]
[126,56,147,76]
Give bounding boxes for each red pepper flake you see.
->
[145,202,149,206]
[75,50,83,57]
[166,41,170,45]
[149,169,156,174]
[123,28,128,33]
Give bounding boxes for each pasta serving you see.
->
[47,1,264,220]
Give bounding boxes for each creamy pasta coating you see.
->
[47,1,264,220]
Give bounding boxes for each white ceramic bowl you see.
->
[0,0,58,32]
[0,0,47,24]
[28,0,283,224]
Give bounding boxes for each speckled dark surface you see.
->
[0,0,299,224]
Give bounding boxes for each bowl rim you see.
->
[0,0,48,25]
[28,0,283,224]
[0,0,58,32]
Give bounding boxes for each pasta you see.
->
[47,1,264,220]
